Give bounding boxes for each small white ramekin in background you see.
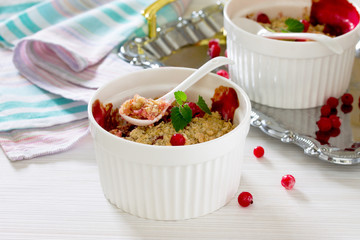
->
[88,67,251,220]
[224,0,360,109]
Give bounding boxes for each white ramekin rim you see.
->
[223,0,360,58]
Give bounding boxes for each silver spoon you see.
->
[235,17,343,54]
[119,56,234,126]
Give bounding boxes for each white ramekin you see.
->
[88,67,251,220]
[224,0,360,109]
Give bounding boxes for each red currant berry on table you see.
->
[216,69,229,79]
[253,146,265,158]
[256,13,271,24]
[326,97,339,108]
[238,192,253,207]
[320,105,331,117]
[208,44,221,58]
[316,117,332,132]
[281,174,296,190]
[170,133,186,146]
[341,93,353,105]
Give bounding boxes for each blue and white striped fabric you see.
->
[0,0,190,160]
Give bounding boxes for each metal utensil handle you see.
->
[142,0,175,39]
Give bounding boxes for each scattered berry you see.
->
[238,192,253,207]
[216,69,229,79]
[341,93,353,105]
[253,146,265,158]
[224,49,228,57]
[170,133,186,146]
[256,13,271,24]
[281,174,296,190]
[300,19,310,32]
[341,104,353,114]
[316,117,332,132]
[316,130,330,145]
[208,44,221,58]
[329,115,341,128]
[320,105,331,117]
[330,107,338,116]
[330,128,341,137]
[208,39,220,48]
[326,97,339,108]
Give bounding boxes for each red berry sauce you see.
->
[211,86,239,122]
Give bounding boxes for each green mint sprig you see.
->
[284,18,304,33]
[197,96,211,115]
[170,91,211,132]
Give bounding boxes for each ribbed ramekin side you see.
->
[94,143,244,220]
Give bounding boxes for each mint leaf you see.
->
[171,106,191,132]
[174,91,187,105]
[197,95,211,115]
[285,18,304,32]
[179,104,193,122]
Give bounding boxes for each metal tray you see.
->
[118,3,360,165]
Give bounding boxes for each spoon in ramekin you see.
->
[235,17,343,54]
[119,56,234,126]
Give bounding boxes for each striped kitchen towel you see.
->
[0,0,190,160]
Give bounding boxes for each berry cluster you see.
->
[315,93,354,145]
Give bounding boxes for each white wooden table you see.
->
[1,1,360,239]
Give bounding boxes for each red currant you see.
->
[216,69,229,79]
[208,44,221,58]
[329,115,341,128]
[170,133,186,146]
[208,39,219,48]
[320,105,331,117]
[330,128,341,137]
[238,192,253,207]
[316,130,330,145]
[341,104,353,114]
[281,174,296,190]
[256,13,271,24]
[341,93,353,105]
[186,102,204,118]
[253,146,265,158]
[326,97,339,108]
[316,117,332,132]
[300,19,310,32]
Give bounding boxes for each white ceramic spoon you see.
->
[119,56,234,126]
[235,17,343,54]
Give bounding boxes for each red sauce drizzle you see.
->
[211,86,239,122]
[310,0,360,36]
